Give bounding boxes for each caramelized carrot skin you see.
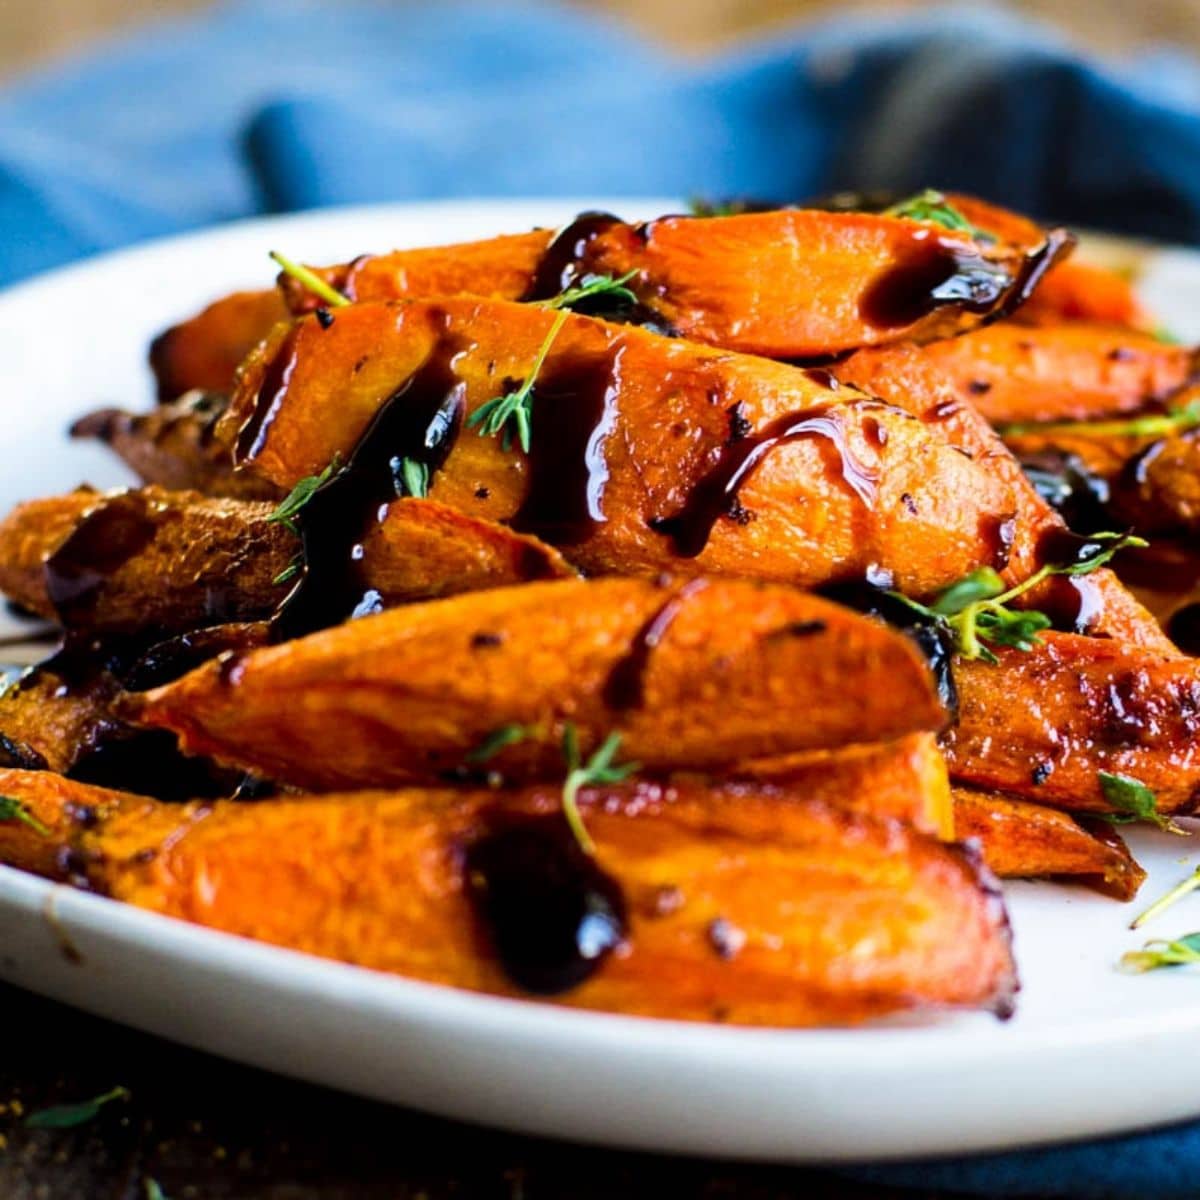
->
[0,490,572,633]
[281,207,1059,358]
[131,577,945,791]
[946,632,1200,814]
[729,732,953,839]
[0,487,292,633]
[952,786,1144,900]
[149,289,289,401]
[0,770,1016,1026]
[839,321,1194,431]
[1017,258,1151,329]
[222,297,1018,599]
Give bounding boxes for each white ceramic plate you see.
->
[3,199,1200,1164]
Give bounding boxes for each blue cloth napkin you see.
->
[3,2,1200,1195]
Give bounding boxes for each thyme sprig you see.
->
[269,250,350,309]
[0,795,50,837]
[266,456,341,536]
[888,532,1145,663]
[1000,398,1200,440]
[466,723,527,764]
[560,726,639,856]
[1121,932,1200,973]
[25,1085,130,1129]
[468,308,569,454]
[537,270,638,312]
[1097,772,1187,836]
[884,190,989,240]
[1132,865,1200,930]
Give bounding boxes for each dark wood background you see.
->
[0,981,951,1199]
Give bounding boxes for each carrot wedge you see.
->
[149,288,290,401]
[945,632,1200,814]
[219,296,1019,600]
[275,204,1066,359]
[70,392,281,501]
[1017,258,1152,329]
[838,322,1195,437]
[727,732,953,839]
[129,577,946,790]
[0,489,572,634]
[0,770,1016,1025]
[953,786,1145,900]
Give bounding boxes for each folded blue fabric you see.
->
[3,2,1200,1194]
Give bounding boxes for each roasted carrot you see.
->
[838,321,1194,430]
[1016,258,1151,329]
[219,297,1020,601]
[0,769,1016,1025]
[0,489,572,633]
[274,204,1066,358]
[946,631,1200,814]
[149,288,290,401]
[725,731,953,839]
[952,786,1145,900]
[129,577,946,790]
[71,392,281,501]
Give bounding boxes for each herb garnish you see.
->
[25,1085,130,1129]
[145,1180,169,1200]
[884,190,989,240]
[398,458,429,499]
[268,251,350,309]
[0,795,50,837]
[560,726,639,856]
[1131,865,1200,930]
[1000,398,1200,440]
[468,308,569,454]
[266,456,341,536]
[1097,772,1187,835]
[1120,932,1200,973]
[466,723,527,764]
[888,531,1145,663]
[272,556,302,586]
[536,270,638,313]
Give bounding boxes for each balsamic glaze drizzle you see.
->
[510,346,623,546]
[273,338,467,639]
[523,212,622,301]
[464,813,627,995]
[237,325,301,461]
[651,400,878,558]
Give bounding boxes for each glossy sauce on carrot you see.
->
[274,339,466,638]
[464,814,627,994]
[510,345,623,546]
[652,396,878,558]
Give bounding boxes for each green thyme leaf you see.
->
[884,190,988,240]
[26,1085,130,1129]
[269,250,350,309]
[0,795,50,837]
[272,555,302,587]
[466,724,527,764]
[399,458,430,499]
[1098,772,1187,835]
[468,308,569,454]
[538,270,639,313]
[1120,931,1200,973]
[928,568,1005,616]
[889,532,1145,664]
[560,726,640,856]
[1000,398,1200,440]
[145,1179,169,1200]
[266,456,340,535]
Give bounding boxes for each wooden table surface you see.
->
[0,980,951,1200]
